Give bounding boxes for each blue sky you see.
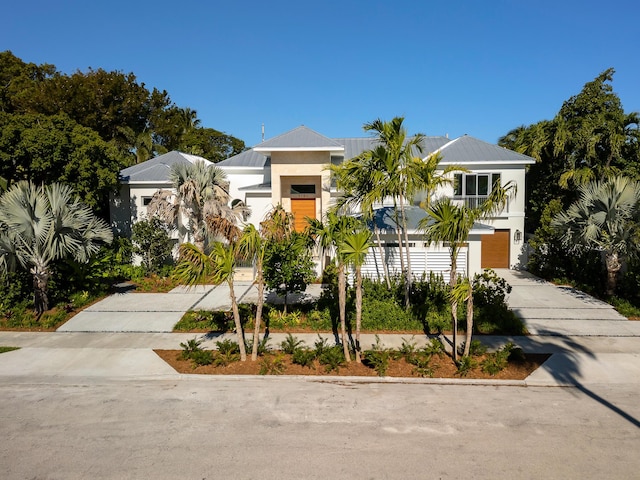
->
[3,0,638,148]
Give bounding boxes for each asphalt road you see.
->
[1,376,638,479]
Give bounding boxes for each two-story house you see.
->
[110,125,535,280]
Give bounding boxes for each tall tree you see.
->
[499,69,640,232]
[0,112,130,217]
[340,229,373,363]
[0,181,113,314]
[420,182,515,362]
[147,160,244,251]
[552,176,640,296]
[306,212,360,362]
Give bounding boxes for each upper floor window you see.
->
[454,173,501,197]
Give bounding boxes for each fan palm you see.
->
[147,160,245,251]
[552,176,640,295]
[0,181,113,314]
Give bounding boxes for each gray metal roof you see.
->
[437,135,536,165]
[238,181,272,191]
[119,151,213,183]
[254,125,344,150]
[216,149,269,168]
[212,127,533,170]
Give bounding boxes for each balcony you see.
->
[451,195,509,214]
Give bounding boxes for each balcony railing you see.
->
[451,195,509,213]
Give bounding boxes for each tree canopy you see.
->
[0,50,245,215]
[499,69,640,232]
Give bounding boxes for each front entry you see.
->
[291,198,316,232]
[481,229,510,268]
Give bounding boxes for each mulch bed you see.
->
[154,350,550,380]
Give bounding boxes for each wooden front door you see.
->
[481,229,510,268]
[291,198,316,232]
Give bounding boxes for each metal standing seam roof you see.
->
[436,135,536,164]
[216,149,269,168]
[253,125,345,150]
[119,151,213,183]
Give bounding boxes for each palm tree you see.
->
[0,181,113,315]
[421,181,515,361]
[340,229,373,363]
[306,211,359,362]
[552,176,640,295]
[147,160,243,251]
[331,151,392,288]
[450,277,474,358]
[237,224,266,362]
[174,242,247,361]
[365,118,424,306]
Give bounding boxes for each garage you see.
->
[481,229,510,268]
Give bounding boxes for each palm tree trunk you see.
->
[374,225,392,289]
[398,195,412,308]
[229,279,247,361]
[251,267,264,361]
[355,266,363,363]
[450,251,458,362]
[31,266,50,316]
[462,286,473,357]
[605,251,622,296]
[338,262,351,362]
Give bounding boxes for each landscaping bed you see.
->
[155,337,550,380]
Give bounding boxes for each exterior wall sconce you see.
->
[514,229,522,243]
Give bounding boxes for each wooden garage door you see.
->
[481,230,510,268]
[291,199,316,232]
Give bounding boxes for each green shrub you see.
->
[425,309,451,334]
[132,217,175,275]
[281,333,304,354]
[360,297,420,331]
[259,353,286,375]
[180,337,204,360]
[191,350,214,366]
[456,355,478,377]
[313,335,331,357]
[174,311,234,332]
[216,338,240,355]
[306,308,333,330]
[292,348,316,368]
[468,339,487,356]
[423,338,445,356]
[318,345,346,373]
[362,349,392,376]
[480,342,515,375]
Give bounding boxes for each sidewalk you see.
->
[0,270,638,386]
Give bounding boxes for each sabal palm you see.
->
[552,176,640,295]
[421,181,515,361]
[0,181,113,314]
[148,160,236,251]
[340,229,373,363]
[175,242,247,361]
[306,211,360,362]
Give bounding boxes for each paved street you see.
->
[0,269,639,478]
[0,376,638,479]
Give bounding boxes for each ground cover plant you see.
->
[156,335,548,379]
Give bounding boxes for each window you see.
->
[142,196,153,206]
[454,173,501,197]
[290,184,316,195]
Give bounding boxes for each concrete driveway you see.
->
[496,269,640,336]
